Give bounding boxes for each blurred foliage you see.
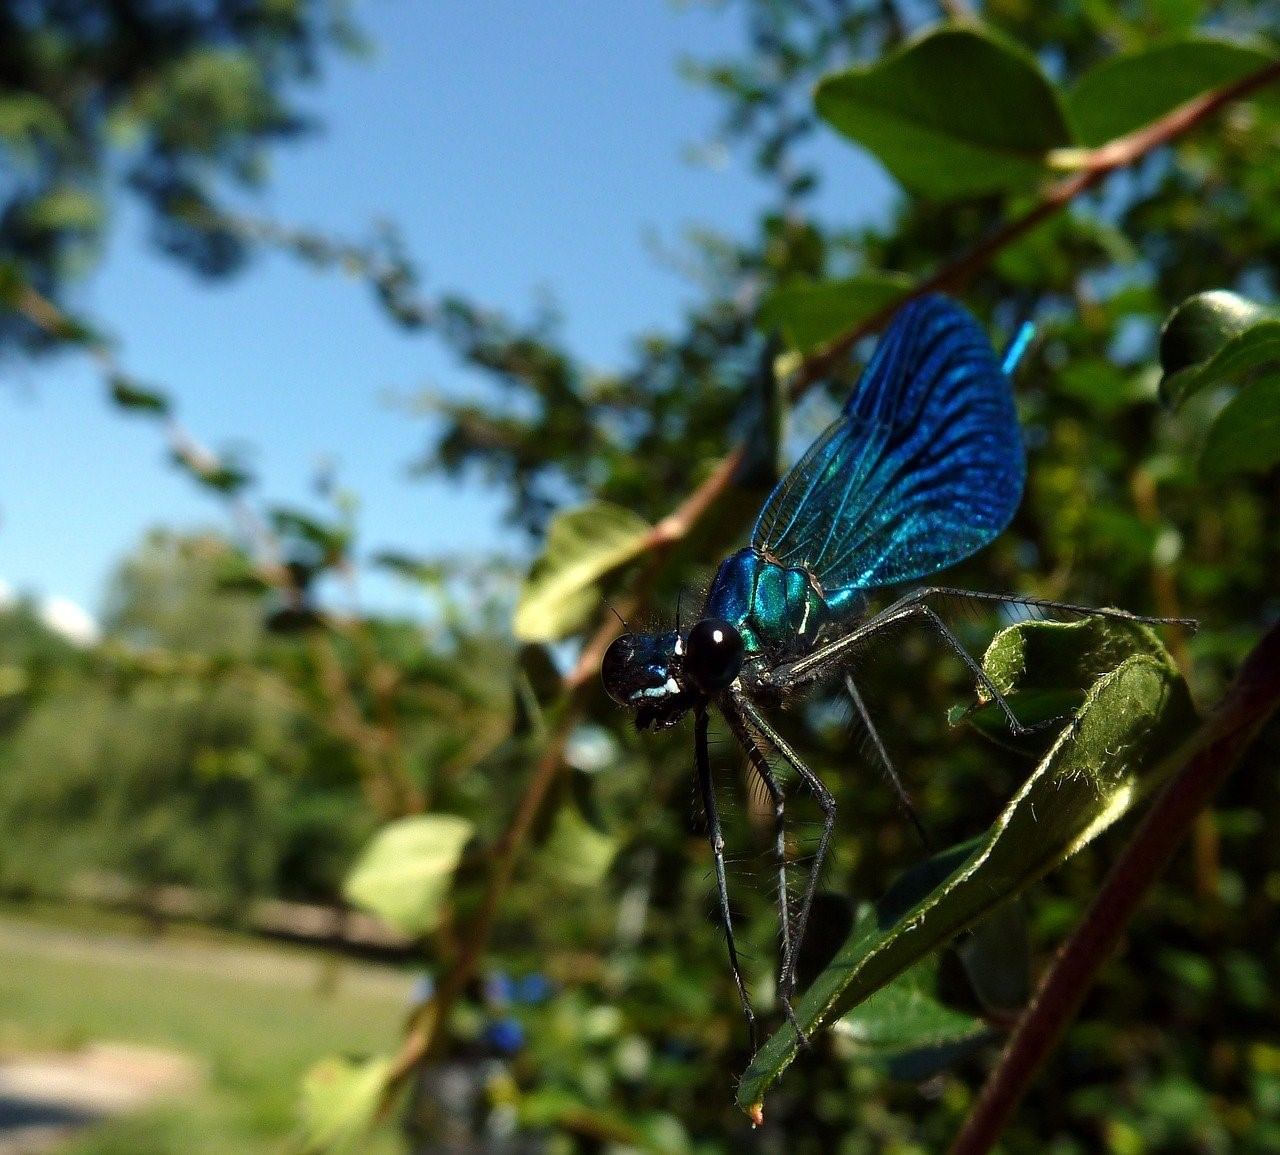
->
[2,1,1280,1153]
[0,0,362,351]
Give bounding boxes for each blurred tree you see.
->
[0,0,362,351]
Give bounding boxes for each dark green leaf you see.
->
[512,643,563,737]
[957,899,1031,1016]
[757,273,911,353]
[814,26,1071,198]
[1200,374,1280,479]
[737,621,1195,1116]
[513,502,652,642]
[1068,38,1277,148]
[834,950,990,1078]
[1159,290,1280,408]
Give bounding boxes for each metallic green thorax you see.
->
[703,547,866,660]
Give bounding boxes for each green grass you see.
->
[0,914,413,1154]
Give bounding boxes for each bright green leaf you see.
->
[757,273,911,353]
[343,814,474,937]
[538,800,618,888]
[513,502,652,642]
[298,1054,392,1154]
[1159,290,1280,408]
[737,620,1194,1115]
[814,26,1071,198]
[1068,37,1277,148]
[1201,374,1280,480]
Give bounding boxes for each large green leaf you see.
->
[757,273,911,353]
[298,1054,392,1154]
[736,620,1194,1116]
[1158,290,1280,408]
[1201,374,1280,480]
[1067,37,1277,148]
[343,814,474,937]
[814,26,1071,198]
[513,502,653,642]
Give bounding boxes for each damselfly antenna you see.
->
[604,600,630,631]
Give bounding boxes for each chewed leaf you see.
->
[979,615,1178,700]
[513,502,653,642]
[737,631,1195,1113]
[343,814,474,937]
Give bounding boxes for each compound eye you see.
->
[685,618,744,693]
[601,634,637,705]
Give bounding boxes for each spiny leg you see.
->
[731,692,837,1046]
[694,706,757,1053]
[782,587,1193,690]
[844,672,930,851]
[719,702,793,1025]
[783,601,1057,739]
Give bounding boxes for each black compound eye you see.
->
[684,618,744,693]
[601,634,637,705]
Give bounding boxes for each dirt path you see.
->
[0,1043,203,1154]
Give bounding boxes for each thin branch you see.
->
[788,58,1280,400]
[949,621,1280,1155]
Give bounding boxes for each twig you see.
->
[949,621,1280,1155]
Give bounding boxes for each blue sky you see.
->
[0,0,893,622]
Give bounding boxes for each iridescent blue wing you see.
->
[752,294,1025,591]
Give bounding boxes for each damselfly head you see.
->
[601,629,694,730]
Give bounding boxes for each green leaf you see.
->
[342,814,474,937]
[1068,37,1277,148]
[1201,374,1280,480]
[757,273,911,353]
[834,950,990,1077]
[1159,290,1280,408]
[538,799,618,888]
[109,374,171,417]
[814,25,1071,198]
[737,621,1194,1115]
[298,1054,392,1154]
[513,502,652,642]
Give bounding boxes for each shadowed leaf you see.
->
[1200,374,1280,479]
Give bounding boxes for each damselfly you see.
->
[601,294,1189,1050]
